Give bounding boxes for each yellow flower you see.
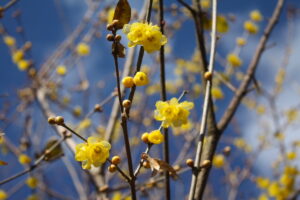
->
[17,60,30,71]
[200,0,210,9]
[26,177,38,188]
[286,109,298,123]
[56,65,67,76]
[268,182,281,197]
[280,174,294,187]
[3,36,16,47]
[0,190,7,200]
[77,118,92,130]
[27,194,39,200]
[107,7,115,24]
[19,154,31,165]
[250,10,263,22]
[12,50,24,63]
[258,194,269,200]
[73,106,82,117]
[286,152,297,160]
[213,154,225,168]
[216,16,229,33]
[236,37,247,46]
[284,166,298,176]
[154,97,194,128]
[123,22,167,53]
[122,76,134,88]
[76,42,90,56]
[148,130,164,144]
[133,72,149,86]
[75,136,111,170]
[211,87,224,99]
[256,177,270,189]
[227,53,242,67]
[244,20,258,34]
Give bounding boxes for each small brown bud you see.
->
[55,116,64,125]
[106,23,114,31]
[200,160,211,168]
[111,20,119,27]
[108,164,117,173]
[204,71,212,80]
[141,133,149,143]
[106,34,114,41]
[24,41,32,50]
[173,165,181,171]
[122,100,131,109]
[186,159,194,167]
[16,26,23,33]
[223,146,231,156]
[143,161,150,168]
[94,104,103,112]
[28,68,36,77]
[111,156,121,165]
[115,35,122,42]
[48,117,56,125]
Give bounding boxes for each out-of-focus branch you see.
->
[194,0,285,199]
[188,0,218,198]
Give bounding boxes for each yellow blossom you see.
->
[200,0,210,9]
[27,194,39,200]
[244,20,258,34]
[123,22,167,53]
[154,97,194,128]
[76,42,90,56]
[258,194,269,200]
[227,53,242,67]
[213,154,225,168]
[26,177,38,188]
[122,76,134,88]
[73,106,82,117]
[286,109,298,123]
[56,65,67,76]
[280,174,294,187]
[19,154,31,165]
[216,16,229,33]
[107,7,115,24]
[0,190,7,200]
[3,36,16,47]
[75,136,111,170]
[250,10,263,22]
[78,118,92,130]
[236,37,247,46]
[268,182,281,197]
[17,60,30,71]
[148,130,164,144]
[256,105,266,115]
[286,152,297,160]
[12,50,24,63]
[256,177,270,189]
[211,87,224,99]
[133,72,149,86]
[284,166,298,176]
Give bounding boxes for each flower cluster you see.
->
[154,97,194,128]
[123,22,167,53]
[75,136,111,170]
[122,71,149,88]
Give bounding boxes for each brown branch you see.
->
[194,0,285,199]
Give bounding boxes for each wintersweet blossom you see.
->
[154,97,194,128]
[123,22,167,53]
[75,136,111,170]
[148,130,164,144]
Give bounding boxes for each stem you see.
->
[158,0,170,198]
[0,137,65,185]
[61,124,87,142]
[188,0,218,199]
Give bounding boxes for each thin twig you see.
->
[188,0,218,199]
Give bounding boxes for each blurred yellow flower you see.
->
[76,42,90,56]
[213,154,225,168]
[244,20,258,34]
[250,10,263,22]
[133,72,149,86]
[19,154,31,165]
[56,65,67,76]
[0,190,7,200]
[227,53,242,67]
[26,177,38,189]
[3,36,16,47]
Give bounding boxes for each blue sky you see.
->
[0,0,300,199]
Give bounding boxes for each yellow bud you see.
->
[56,65,67,76]
[26,177,38,188]
[17,60,30,71]
[250,10,263,22]
[213,154,225,168]
[244,20,258,34]
[122,76,134,88]
[108,164,117,173]
[0,190,7,200]
[76,42,90,56]
[186,159,194,167]
[111,156,121,165]
[141,133,149,143]
[3,36,16,46]
[19,154,31,165]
